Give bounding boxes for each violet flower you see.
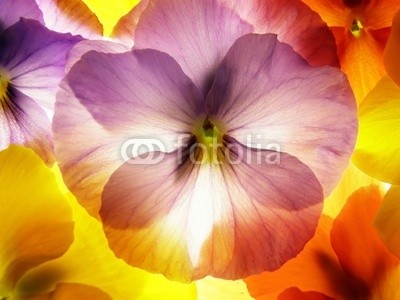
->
[0,0,82,162]
[54,0,357,281]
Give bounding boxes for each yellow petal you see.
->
[0,146,74,293]
[374,186,400,259]
[323,162,380,218]
[83,0,140,36]
[16,166,197,300]
[353,76,400,184]
[196,277,253,300]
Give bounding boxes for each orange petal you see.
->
[363,0,400,29]
[245,216,347,299]
[0,146,74,292]
[331,186,400,287]
[374,186,400,259]
[278,287,334,300]
[334,28,388,103]
[301,0,349,27]
[384,10,400,86]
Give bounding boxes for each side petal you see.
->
[384,10,400,86]
[16,174,197,300]
[54,48,203,216]
[0,0,43,33]
[35,0,103,38]
[363,0,400,29]
[331,186,400,288]
[100,141,323,281]
[134,0,253,94]
[0,146,73,292]
[0,88,54,163]
[0,19,82,110]
[300,0,348,27]
[374,186,400,259]
[225,0,340,67]
[353,76,400,184]
[207,33,357,197]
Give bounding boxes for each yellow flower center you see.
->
[0,68,11,104]
[351,18,363,37]
[192,117,226,164]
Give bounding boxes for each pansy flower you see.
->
[245,185,400,299]
[0,0,82,163]
[54,0,357,281]
[302,0,400,103]
[0,145,197,299]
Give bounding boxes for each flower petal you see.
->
[245,216,346,299]
[1,18,82,110]
[0,146,73,292]
[278,288,334,300]
[0,88,54,163]
[196,277,253,300]
[16,171,197,300]
[100,140,323,281]
[0,0,43,33]
[374,186,400,259]
[384,10,400,86]
[35,0,103,38]
[134,0,253,94]
[224,0,340,67]
[207,33,357,197]
[54,48,203,216]
[330,186,399,288]
[111,0,149,47]
[301,0,348,27]
[363,0,400,29]
[39,283,111,300]
[353,76,400,184]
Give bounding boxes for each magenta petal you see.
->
[54,49,203,216]
[0,88,53,163]
[223,0,339,67]
[100,140,323,280]
[0,0,43,33]
[207,33,357,196]
[0,19,82,110]
[134,0,253,94]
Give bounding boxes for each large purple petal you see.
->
[0,0,43,33]
[207,33,357,196]
[0,88,53,163]
[54,49,203,216]
[0,19,82,110]
[100,140,323,281]
[134,0,253,95]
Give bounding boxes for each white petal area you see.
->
[36,0,103,38]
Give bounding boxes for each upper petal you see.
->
[0,146,73,293]
[0,0,43,33]
[353,76,400,184]
[54,48,203,216]
[224,0,340,67]
[35,0,103,38]
[133,0,253,94]
[100,140,323,281]
[207,33,357,197]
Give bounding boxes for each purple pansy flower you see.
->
[0,0,83,162]
[54,0,357,281]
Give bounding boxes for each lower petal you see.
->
[100,141,323,281]
[278,288,334,300]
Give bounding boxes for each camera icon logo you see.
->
[121,138,166,165]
